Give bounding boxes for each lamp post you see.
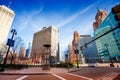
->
[43,44,51,70]
[67,51,70,72]
[3,29,17,67]
[104,44,114,67]
[74,43,79,68]
[65,51,70,72]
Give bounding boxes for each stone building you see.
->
[69,31,80,63]
[19,47,25,58]
[31,26,59,65]
[0,5,15,64]
[93,9,107,31]
[0,5,15,53]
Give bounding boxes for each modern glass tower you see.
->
[94,4,120,62]
[78,35,99,63]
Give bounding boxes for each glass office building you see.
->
[94,5,120,62]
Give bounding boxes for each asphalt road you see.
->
[70,67,120,80]
[0,73,92,80]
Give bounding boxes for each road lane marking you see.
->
[16,75,28,80]
[97,72,119,80]
[66,73,93,80]
[52,74,66,80]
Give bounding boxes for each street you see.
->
[0,66,120,80]
[0,73,91,80]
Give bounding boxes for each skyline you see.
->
[0,0,120,59]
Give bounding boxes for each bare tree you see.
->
[0,43,7,63]
[10,36,25,64]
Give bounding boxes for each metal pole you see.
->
[76,53,79,68]
[3,29,17,68]
[68,51,70,72]
[3,31,14,66]
[104,44,114,67]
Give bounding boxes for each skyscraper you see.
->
[93,9,107,31]
[25,42,31,58]
[31,26,59,64]
[0,5,15,44]
[78,35,99,63]
[19,47,25,58]
[93,4,120,62]
[69,31,80,63]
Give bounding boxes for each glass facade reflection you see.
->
[94,11,120,62]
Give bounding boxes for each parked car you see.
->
[88,63,95,67]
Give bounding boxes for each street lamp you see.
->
[3,29,17,68]
[43,44,51,70]
[104,44,114,67]
[65,51,70,72]
[74,43,79,68]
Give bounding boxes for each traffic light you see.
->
[65,54,68,58]
[80,46,82,50]
[112,4,120,28]
[112,4,120,14]
[85,43,88,48]
[115,13,120,21]
[118,22,120,27]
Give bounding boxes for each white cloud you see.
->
[56,2,97,28]
[14,5,44,33]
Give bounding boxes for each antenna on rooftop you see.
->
[8,0,13,8]
[97,7,100,12]
[101,0,107,12]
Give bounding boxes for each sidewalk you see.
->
[0,67,68,75]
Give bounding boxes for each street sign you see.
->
[6,39,15,47]
[74,50,79,54]
[0,55,2,62]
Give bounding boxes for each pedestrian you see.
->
[116,65,119,68]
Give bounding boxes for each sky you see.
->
[0,0,120,59]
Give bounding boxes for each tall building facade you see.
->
[69,31,81,63]
[93,4,120,62]
[19,47,25,58]
[78,35,99,63]
[25,42,31,58]
[93,9,108,31]
[31,26,59,64]
[0,5,15,44]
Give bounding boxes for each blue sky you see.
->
[0,0,120,59]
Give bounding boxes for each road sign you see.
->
[6,39,15,47]
[0,55,2,62]
[74,50,79,54]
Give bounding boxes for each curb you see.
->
[0,72,51,75]
[68,69,81,72]
[68,68,81,73]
